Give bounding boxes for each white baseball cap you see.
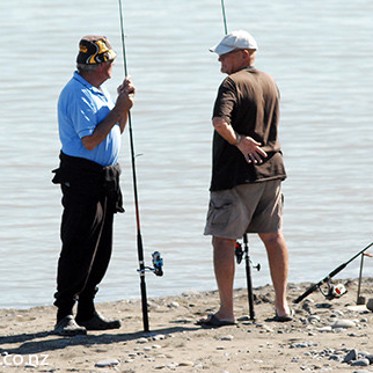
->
[210,30,258,56]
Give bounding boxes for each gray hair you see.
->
[76,63,100,73]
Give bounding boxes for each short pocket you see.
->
[209,200,232,227]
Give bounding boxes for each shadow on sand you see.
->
[0,325,200,355]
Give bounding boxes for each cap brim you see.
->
[107,49,117,61]
[209,44,236,56]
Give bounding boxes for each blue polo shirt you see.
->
[58,71,121,166]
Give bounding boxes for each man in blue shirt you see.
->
[52,35,134,336]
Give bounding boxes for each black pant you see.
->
[54,183,114,317]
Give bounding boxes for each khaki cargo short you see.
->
[204,180,284,240]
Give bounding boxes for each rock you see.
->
[343,349,358,363]
[167,301,180,308]
[152,334,166,341]
[350,359,370,367]
[291,342,309,348]
[316,326,332,332]
[331,319,355,329]
[367,298,373,312]
[308,315,321,323]
[237,315,251,322]
[178,361,194,366]
[328,354,342,362]
[95,359,119,368]
[220,335,234,341]
[154,364,167,369]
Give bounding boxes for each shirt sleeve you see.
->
[71,92,97,139]
[212,77,237,125]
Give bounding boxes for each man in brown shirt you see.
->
[200,30,292,327]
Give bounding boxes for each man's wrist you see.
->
[111,107,123,122]
[234,132,242,146]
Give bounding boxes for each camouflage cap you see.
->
[76,35,117,65]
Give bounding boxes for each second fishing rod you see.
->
[219,0,261,321]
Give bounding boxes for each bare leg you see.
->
[259,231,290,317]
[212,236,236,322]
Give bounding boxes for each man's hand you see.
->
[117,77,135,96]
[236,136,267,164]
[81,78,135,150]
[211,117,267,164]
[114,77,135,114]
[114,91,133,113]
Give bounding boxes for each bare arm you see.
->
[212,117,267,164]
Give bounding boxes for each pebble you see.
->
[290,342,318,349]
[331,319,355,329]
[307,315,320,323]
[24,363,38,368]
[154,364,166,369]
[95,359,119,368]
[343,349,358,362]
[178,361,194,366]
[167,301,180,308]
[350,359,370,367]
[137,337,148,344]
[152,334,166,341]
[166,362,178,369]
[316,326,333,332]
[219,335,234,341]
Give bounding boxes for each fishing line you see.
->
[117,0,149,332]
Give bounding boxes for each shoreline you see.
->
[0,278,372,372]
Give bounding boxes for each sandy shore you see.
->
[0,278,372,373]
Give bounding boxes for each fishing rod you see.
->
[219,0,260,320]
[220,0,228,34]
[117,0,163,333]
[293,241,373,304]
[235,235,261,320]
[356,251,373,304]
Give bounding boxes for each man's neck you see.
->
[80,71,105,89]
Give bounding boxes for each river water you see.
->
[0,0,372,309]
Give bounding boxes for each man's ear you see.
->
[241,49,251,60]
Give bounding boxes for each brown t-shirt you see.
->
[210,67,287,191]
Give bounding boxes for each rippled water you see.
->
[1,0,372,309]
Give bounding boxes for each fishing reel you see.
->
[139,251,164,277]
[234,241,261,271]
[320,280,347,300]
[151,251,163,276]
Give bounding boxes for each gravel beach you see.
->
[0,278,372,372]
